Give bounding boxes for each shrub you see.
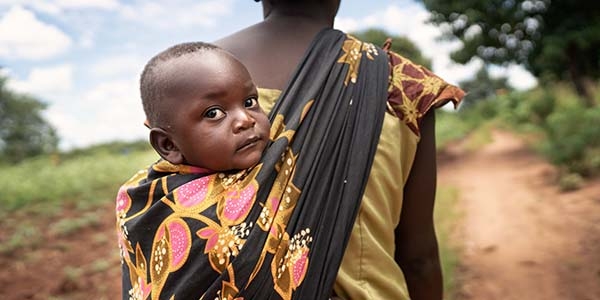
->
[558,172,585,192]
[542,106,600,176]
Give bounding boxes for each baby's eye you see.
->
[204,107,225,119]
[244,97,258,108]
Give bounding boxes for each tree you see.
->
[459,66,512,110]
[0,74,58,164]
[420,0,600,106]
[351,28,432,69]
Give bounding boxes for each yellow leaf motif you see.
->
[396,99,421,132]
[337,35,378,86]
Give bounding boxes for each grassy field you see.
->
[0,146,158,254]
[0,140,462,298]
[0,148,158,212]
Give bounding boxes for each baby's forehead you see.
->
[158,50,250,95]
[178,48,232,63]
[164,49,242,75]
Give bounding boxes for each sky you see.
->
[0,0,538,150]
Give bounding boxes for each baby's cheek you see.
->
[258,116,271,136]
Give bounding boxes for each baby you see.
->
[140,42,271,172]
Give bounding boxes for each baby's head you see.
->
[140,42,270,171]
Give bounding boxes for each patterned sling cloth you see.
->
[116,29,389,300]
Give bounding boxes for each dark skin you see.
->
[149,51,270,172]
[396,111,443,299]
[215,1,442,299]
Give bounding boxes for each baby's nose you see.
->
[233,111,256,132]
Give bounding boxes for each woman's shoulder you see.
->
[342,33,463,107]
[383,48,464,136]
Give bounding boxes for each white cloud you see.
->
[42,78,147,149]
[7,64,73,95]
[489,64,538,90]
[335,17,360,33]
[0,67,9,77]
[0,0,119,15]
[43,109,82,148]
[91,55,146,79]
[78,30,95,48]
[51,0,119,10]
[83,79,139,108]
[86,80,147,144]
[79,80,146,148]
[119,0,234,28]
[434,57,484,86]
[0,6,72,60]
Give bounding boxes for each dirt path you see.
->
[2,129,599,299]
[438,130,600,300]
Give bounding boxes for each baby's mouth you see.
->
[237,136,260,152]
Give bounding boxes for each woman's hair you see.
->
[140,42,219,127]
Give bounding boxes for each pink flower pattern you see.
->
[175,176,210,208]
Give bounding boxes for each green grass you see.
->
[0,223,42,254]
[49,212,102,237]
[90,258,112,273]
[0,146,158,254]
[0,149,158,212]
[434,185,462,299]
[462,122,493,152]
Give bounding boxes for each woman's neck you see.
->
[263,3,335,28]
[261,14,332,35]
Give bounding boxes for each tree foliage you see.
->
[420,0,600,106]
[459,66,512,110]
[0,74,58,164]
[351,28,432,69]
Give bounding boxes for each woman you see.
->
[215,1,463,299]
[117,0,462,299]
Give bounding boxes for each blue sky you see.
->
[0,0,537,150]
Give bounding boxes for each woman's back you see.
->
[214,2,462,299]
[214,10,334,90]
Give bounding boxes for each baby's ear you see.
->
[149,128,184,165]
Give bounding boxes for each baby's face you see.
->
[161,51,270,171]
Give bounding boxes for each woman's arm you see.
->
[394,111,443,300]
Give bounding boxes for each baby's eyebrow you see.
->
[246,83,258,95]
[243,78,256,88]
[201,89,228,100]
